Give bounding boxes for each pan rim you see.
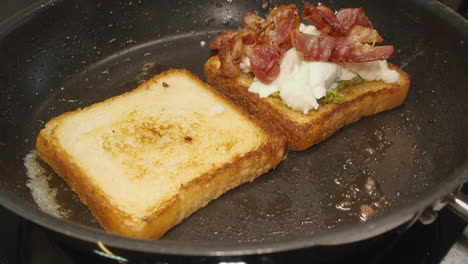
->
[2,161,467,256]
[1,0,468,257]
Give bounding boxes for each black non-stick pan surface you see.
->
[0,0,468,257]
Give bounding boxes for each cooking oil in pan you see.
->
[24,150,70,218]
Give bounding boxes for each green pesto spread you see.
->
[318,89,345,104]
[336,75,365,91]
[269,91,280,98]
[318,75,364,104]
[268,75,365,105]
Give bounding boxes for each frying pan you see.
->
[1,0,468,262]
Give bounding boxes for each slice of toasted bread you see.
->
[205,56,411,151]
[36,69,285,239]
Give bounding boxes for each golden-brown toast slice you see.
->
[205,56,411,151]
[36,69,285,239]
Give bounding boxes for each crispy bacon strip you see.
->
[246,5,299,83]
[210,31,236,50]
[291,31,337,61]
[336,43,394,62]
[303,3,342,35]
[250,44,281,83]
[211,5,299,83]
[263,4,299,49]
[218,33,243,77]
[292,29,393,62]
[347,25,383,43]
[210,3,394,83]
[302,4,375,36]
[295,4,391,62]
[242,11,265,29]
[337,8,373,32]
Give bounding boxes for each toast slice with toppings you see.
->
[36,69,285,239]
[206,4,411,151]
[205,55,410,151]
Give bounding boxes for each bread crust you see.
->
[36,69,285,239]
[204,56,411,151]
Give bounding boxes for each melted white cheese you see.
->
[299,23,322,36]
[343,60,400,83]
[245,24,400,113]
[239,56,251,73]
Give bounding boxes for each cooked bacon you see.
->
[247,5,299,82]
[263,4,299,50]
[218,33,243,77]
[242,33,256,45]
[210,3,394,83]
[329,39,354,62]
[210,31,235,50]
[337,8,373,32]
[243,11,265,29]
[336,43,394,62]
[292,31,336,61]
[293,29,393,62]
[210,5,299,83]
[346,25,383,43]
[250,44,281,84]
[303,3,342,35]
[298,4,389,61]
[302,4,327,30]
[303,4,375,36]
